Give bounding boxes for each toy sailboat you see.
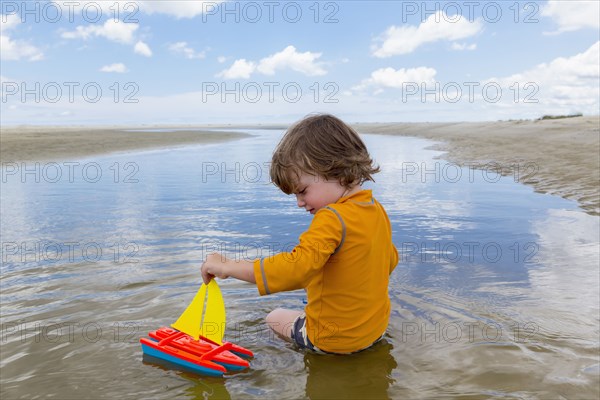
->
[140,280,253,376]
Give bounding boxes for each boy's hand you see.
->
[201,253,230,284]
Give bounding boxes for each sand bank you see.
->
[353,116,600,216]
[0,126,250,163]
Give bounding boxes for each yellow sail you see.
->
[203,280,226,344]
[171,280,226,344]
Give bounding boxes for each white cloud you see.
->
[256,45,326,76]
[51,1,225,19]
[451,42,476,51]
[354,67,437,90]
[217,59,256,79]
[134,41,152,57]
[0,35,44,61]
[0,34,44,61]
[169,42,206,59]
[1,34,21,59]
[541,0,600,33]
[217,45,327,79]
[1,13,44,61]
[61,19,138,44]
[100,63,128,73]
[61,26,92,40]
[137,0,225,19]
[490,41,600,109]
[217,56,227,63]
[373,11,482,57]
[349,42,599,119]
[61,20,148,56]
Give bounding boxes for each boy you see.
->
[201,114,398,354]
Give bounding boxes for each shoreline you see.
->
[2,116,598,216]
[0,127,251,163]
[353,116,600,216]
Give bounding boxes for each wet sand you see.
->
[353,116,600,216]
[2,116,598,215]
[0,126,250,163]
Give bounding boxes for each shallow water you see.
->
[1,130,599,399]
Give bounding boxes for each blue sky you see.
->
[1,0,599,124]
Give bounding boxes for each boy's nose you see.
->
[296,196,305,207]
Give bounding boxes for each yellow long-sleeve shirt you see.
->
[253,189,398,353]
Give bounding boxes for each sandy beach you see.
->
[2,116,598,215]
[0,126,250,163]
[353,116,600,216]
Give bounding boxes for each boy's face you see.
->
[293,173,347,215]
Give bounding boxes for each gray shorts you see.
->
[291,314,384,355]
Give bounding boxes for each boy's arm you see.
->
[201,253,256,284]
[253,208,343,295]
